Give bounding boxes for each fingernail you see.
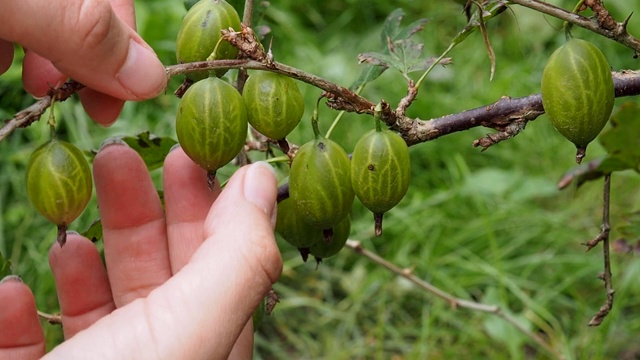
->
[244,162,277,216]
[117,40,167,99]
[66,230,80,236]
[169,143,182,153]
[0,275,22,284]
[98,137,127,152]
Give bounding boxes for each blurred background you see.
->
[1,0,640,358]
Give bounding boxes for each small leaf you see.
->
[82,219,103,243]
[351,8,429,88]
[0,251,12,278]
[381,9,429,44]
[598,102,640,172]
[121,132,177,171]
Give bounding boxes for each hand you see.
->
[0,0,167,125]
[0,143,283,359]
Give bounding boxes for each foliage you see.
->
[2,0,640,358]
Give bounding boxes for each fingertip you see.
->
[78,88,125,126]
[48,234,115,339]
[22,51,66,97]
[0,278,45,356]
[0,39,13,75]
[243,162,278,221]
[48,232,92,264]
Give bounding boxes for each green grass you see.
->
[2,0,640,358]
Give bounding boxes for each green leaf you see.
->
[598,102,640,173]
[82,219,104,243]
[121,132,177,171]
[0,251,12,278]
[351,9,429,88]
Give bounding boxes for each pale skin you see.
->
[0,1,283,359]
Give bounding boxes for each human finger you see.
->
[47,163,282,359]
[0,39,13,75]
[93,142,171,307]
[228,321,254,360]
[49,234,116,339]
[19,0,136,125]
[163,147,219,273]
[0,276,46,359]
[0,0,166,101]
[21,52,67,97]
[77,89,126,126]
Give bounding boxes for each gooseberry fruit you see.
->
[242,71,305,140]
[175,77,248,185]
[351,126,410,237]
[309,215,351,263]
[176,0,241,80]
[289,135,354,233]
[25,139,93,247]
[541,38,615,163]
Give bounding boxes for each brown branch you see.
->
[167,59,377,115]
[167,61,640,148]
[0,81,84,142]
[345,239,562,359]
[584,0,617,31]
[3,56,640,149]
[416,70,640,147]
[509,0,640,53]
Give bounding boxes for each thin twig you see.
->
[242,0,254,26]
[37,310,62,325]
[236,0,255,93]
[345,239,562,359]
[509,0,640,53]
[0,81,84,142]
[588,174,614,326]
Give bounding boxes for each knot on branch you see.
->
[222,24,273,65]
[473,118,528,151]
[583,0,617,31]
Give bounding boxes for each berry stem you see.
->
[374,213,384,237]
[374,103,383,132]
[311,97,322,139]
[56,224,67,247]
[206,170,217,191]
[47,99,57,140]
[576,145,587,164]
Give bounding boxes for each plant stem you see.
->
[345,239,562,359]
[588,173,614,326]
[37,310,62,325]
[311,97,322,138]
[374,103,383,132]
[509,0,640,52]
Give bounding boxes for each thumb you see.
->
[47,163,282,359]
[0,0,166,100]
